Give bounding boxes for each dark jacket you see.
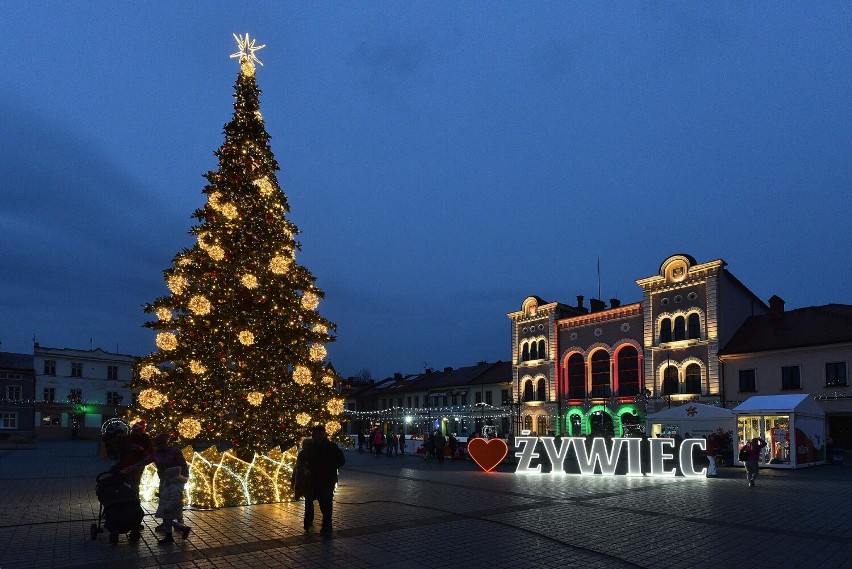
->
[304,438,345,490]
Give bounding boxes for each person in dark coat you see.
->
[114,421,154,490]
[434,431,447,464]
[122,433,189,532]
[302,425,345,535]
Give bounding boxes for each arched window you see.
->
[523,380,534,402]
[536,378,546,401]
[617,346,640,397]
[685,363,702,394]
[567,354,586,399]
[538,339,546,359]
[521,343,529,362]
[662,365,679,395]
[688,313,701,339]
[673,316,686,341]
[569,414,582,437]
[523,415,533,432]
[530,341,538,360]
[536,416,547,436]
[590,351,611,398]
[660,318,672,343]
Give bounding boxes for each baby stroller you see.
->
[90,471,144,545]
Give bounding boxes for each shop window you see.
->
[535,379,545,401]
[590,351,611,398]
[659,319,672,343]
[673,316,686,341]
[825,362,847,387]
[781,366,801,390]
[617,346,640,397]
[687,313,701,339]
[41,414,61,426]
[662,366,678,395]
[684,364,702,394]
[567,353,586,399]
[523,381,534,402]
[739,369,756,392]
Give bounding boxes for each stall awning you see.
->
[646,403,734,421]
[732,394,824,417]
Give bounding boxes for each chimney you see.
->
[769,295,785,320]
[393,372,402,380]
[589,298,606,313]
[443,366,453,373]
[609,298,621,308]
[576,295,584,309]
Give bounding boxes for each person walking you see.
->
[155,466,191,544]
[742,437,767,487]
[448,433,458,460]
[399,432,407,456]
[372,429,384,457]
[357,430,366,453]
[705,433,719,478]
[434,431,447,464]
[114,421,154,491]
[301,425,345,535]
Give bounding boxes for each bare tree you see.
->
[357,368,373,382]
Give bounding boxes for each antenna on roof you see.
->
[597,256,601,300]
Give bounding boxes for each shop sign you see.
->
[514,436,708,478]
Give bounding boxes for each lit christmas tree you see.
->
[128,35,344,503]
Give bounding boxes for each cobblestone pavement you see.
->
[1,440,851,569]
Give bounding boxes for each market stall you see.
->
[645,403,735,439]
[732,394,825,469]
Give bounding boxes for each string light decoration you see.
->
[128,34,341,507]
[139,364,161,381]
[156,307,172,321]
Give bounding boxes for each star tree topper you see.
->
[230,33,266,67]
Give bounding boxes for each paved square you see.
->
[1,440,851,568]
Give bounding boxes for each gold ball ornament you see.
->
[138,389,167,409]
[208,192,222,209]
[220,203,238,220]
[309,344,327,362]
[207,245,225,261]
[326,421,341,435]
[252,177,274,197]
[178,418,202,439]
[167,275,188,295]
[241,274,259,289]
[301,292,319,310]
[156,307,172,321]
[188,295,212,315]
[312,323,328,335]
[296,412,311,426]
[293,366,312,385]
[327,399,344,415]
[238,331,255,345]
[322,374,335,387]
[197,232,210,250]
[156,332,178,351]
[269,255,292,275]
[139,364,160,381]
[247,391,264,406]
[189,360,207,374]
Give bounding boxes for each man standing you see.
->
[742,437,767,487]
[705,433,718,478]
[302,425,345,535]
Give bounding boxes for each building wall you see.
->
[0,357,35,439]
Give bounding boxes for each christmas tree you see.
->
[129,34,344,457]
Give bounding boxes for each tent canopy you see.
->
[646,403,734,420]
[732,394,824,417]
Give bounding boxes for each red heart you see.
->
[467,438,508,472]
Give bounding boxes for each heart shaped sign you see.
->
[467,438,508,472]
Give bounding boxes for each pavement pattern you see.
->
[1,440,851,569]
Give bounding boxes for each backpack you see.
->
[738,445,750,461]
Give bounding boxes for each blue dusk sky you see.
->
[1,3,849,379]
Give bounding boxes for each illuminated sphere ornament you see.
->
[269,255,292,275]
[252,176,274,196]
[207,245,225,261]
[220,203,238,220]
[326,420,341,435]
[241,274,259,289]
[167,275,188,295]
[293,365,312,385]
[156,307,172,321]
[321,374,335,387]
[312,323,328,335]
[197,232,210,249]
[296,413,311,426]
[177,255,193,267]
[188,295,212,315]
[139,364,160,381]
[178,418,202,439]
[301,291,319,310]
[247,391,264,406]
[208,192,222,209]
[309,344,327,362]
[238,330,255,345]
[327,399,344,415]
[138,389,167,409]
[189,360,207,374]
[156,332,178,351]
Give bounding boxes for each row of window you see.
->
[40,360,120,380]
[564,346,642,399]
[519,339,547,362]
[661,364,703,395]
[376,389,511,410]
[738,362,847,392]
[2,386,124,405]
[659,313,702,343]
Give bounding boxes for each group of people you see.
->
[109,421,191,545]
[359,429,408,457]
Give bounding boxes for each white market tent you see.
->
[732,394,825,469]
[645,403,735,439]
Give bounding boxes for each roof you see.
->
[720,304,852,355]
[732,394,824,416]
[646,403,734,420]
[0,352,34,371]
